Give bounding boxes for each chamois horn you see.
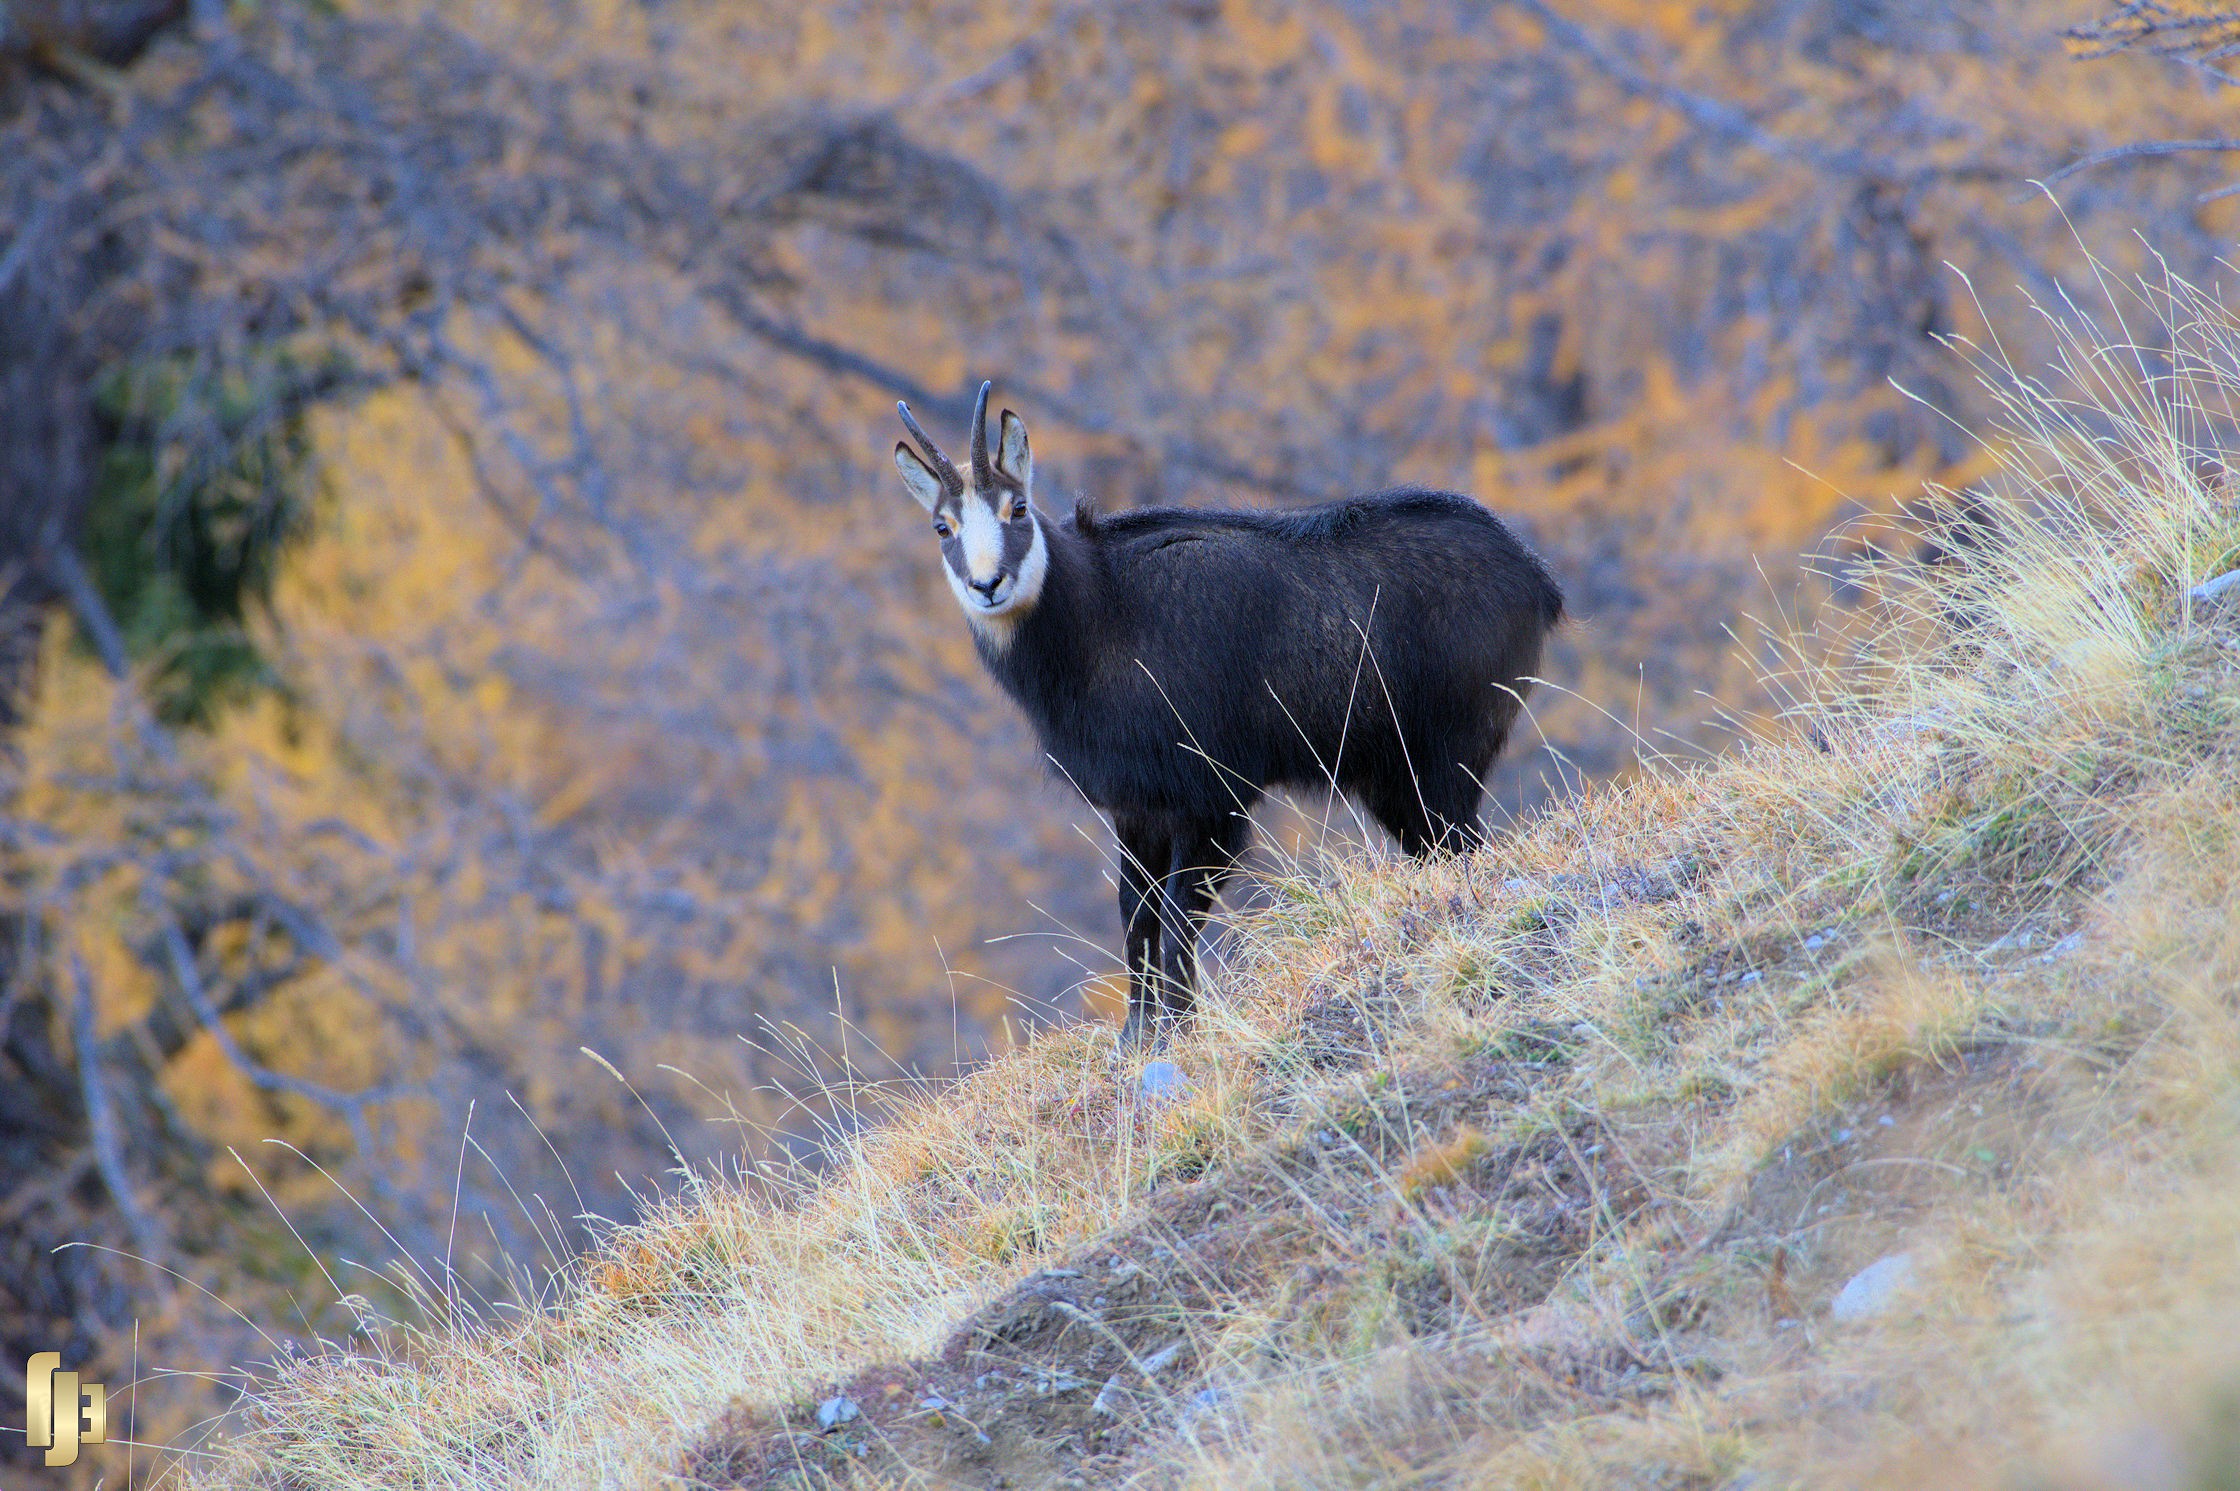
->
[897,401,964,497]
[969,380,994,491]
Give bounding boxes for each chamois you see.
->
[894,384,1564,1049]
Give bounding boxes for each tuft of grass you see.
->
[1395,1126,1490,1200]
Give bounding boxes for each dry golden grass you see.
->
[181,268,2240,1490]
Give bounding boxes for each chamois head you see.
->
[895,382,1046,636]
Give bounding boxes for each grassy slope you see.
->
[196,282,2240,1490]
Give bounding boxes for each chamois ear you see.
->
[996,409,1032,494]
[895,442,947,512]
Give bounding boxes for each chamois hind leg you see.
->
[1424,747,1494,855]
[1364,756,1487,858]
[1153,810,1254,1037]
[1112,812,1171,1051]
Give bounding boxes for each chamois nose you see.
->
[969,574,1003,599]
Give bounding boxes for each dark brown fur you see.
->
[985,488,1563,1048]
[898,391,1564,1049]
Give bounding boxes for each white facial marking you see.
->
[944,499,1047,649]
[959,500,1004,584]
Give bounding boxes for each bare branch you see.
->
[0,197,54,299]
[44,543,129,681]
[2067,2,2240,83]
[1504,0,1893,178]
[68,951,167,1261]
[155,908,410,1122]
[2042,137,2240,188]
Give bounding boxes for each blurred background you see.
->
[0,0,2233,1469]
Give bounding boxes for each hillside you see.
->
[22,0,2240,1454]
[177,278,2240,1488]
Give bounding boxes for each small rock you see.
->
[1138,1339,1185,1376]
[1140,1060,1191,1103]
[1739,970,1762,985]
[1501,877,1535,895]
[1803,934,1826,952]
[917,1394,950,1412]
[816,1396,860,1431]
[1177,1385,1231,1433]
[1877,1115,1895,1127]
[2189,567,2240,604]
[1830,1253,1916,1322]
[1091,1376,1127,1417]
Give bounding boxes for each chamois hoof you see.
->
[1117,1010,1153,1057]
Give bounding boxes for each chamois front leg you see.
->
[1151,812,1253,1038]
[1113,813,1169,1051]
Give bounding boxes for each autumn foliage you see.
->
[2,0,2238,1475]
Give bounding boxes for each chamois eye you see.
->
[1013,503,1032,523]
[933,519,952,539]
